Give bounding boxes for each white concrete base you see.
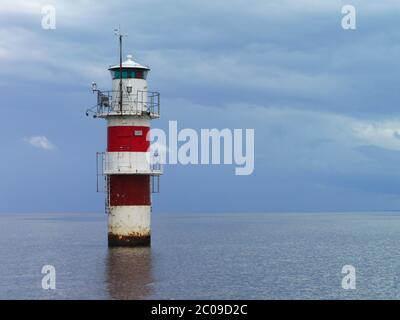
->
[108,205,151,237]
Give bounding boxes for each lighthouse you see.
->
[88,31,161,247]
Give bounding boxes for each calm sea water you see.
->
[1,212,400,299]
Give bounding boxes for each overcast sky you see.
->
[2,0,400,213]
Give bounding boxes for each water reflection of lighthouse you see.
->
[105,248,153,299]
[88,29,162,247]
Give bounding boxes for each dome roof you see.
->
[108,54,150,70]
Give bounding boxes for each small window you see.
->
[134,130,143,136]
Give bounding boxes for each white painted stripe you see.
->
[104,151,155,174]
[107,116,150,127]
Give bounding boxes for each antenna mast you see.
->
[114,26,127,113]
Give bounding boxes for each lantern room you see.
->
[108,54,150,80]
[108,54,151,114]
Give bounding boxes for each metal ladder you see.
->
[96,152,110,215]
[105,175,111,215]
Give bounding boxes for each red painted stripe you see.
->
[108,126,150,152]
[109,175,150,206]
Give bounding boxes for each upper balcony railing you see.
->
[89,89,160,119]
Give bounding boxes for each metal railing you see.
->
[92,89,160,118]
[151,175,160,193]
[150,161,162,174]
[96,152,163,176]
[96,152,162,196]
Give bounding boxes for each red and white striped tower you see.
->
[89,32,161,247]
